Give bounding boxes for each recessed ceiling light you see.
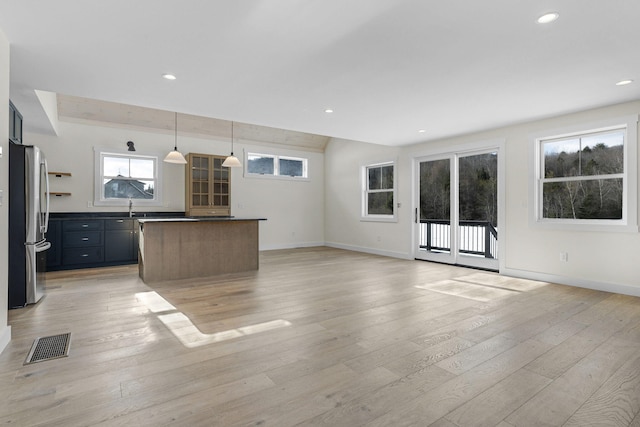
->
[324,109,334,113]
[616,79,633,86]
[418,129,426,133]
[162,73,177,80]
[537,12,559,24]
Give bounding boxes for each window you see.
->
[532,115,637,231]
[246,152,308,179]
[94,150,162,206]
[362,161,396,221]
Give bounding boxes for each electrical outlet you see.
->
[87,201,93,208]
[560,252,569,262]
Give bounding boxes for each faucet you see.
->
[128,197,133,218]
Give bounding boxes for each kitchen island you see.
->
[137,217,265,283]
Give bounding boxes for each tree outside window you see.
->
[364,162,395,219]
[540,130,624,220]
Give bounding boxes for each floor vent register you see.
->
[24,333,71,365]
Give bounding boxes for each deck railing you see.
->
[419,219,498,259]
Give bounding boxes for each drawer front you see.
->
[105,218,133,230]
[63,220,104,232]
[63,247,104,265]
[63,231,103,247]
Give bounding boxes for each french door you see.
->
[415,149,499,271]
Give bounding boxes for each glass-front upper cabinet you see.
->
[185,153,230,216]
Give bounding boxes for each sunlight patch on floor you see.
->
[455,272,549,292]
[136,291,292,348]
[158,313,292,348]
[415,279,519,302]
[135,291,178,313]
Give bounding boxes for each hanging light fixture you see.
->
[164,112,187,164]
[222,121,242,168]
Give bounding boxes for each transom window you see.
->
[94,150,162,206]
[246,152,308,179]
[362,161,396,221]
[532,115,638,231]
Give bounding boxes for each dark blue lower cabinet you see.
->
[105,230,134,262]
[63,247,104,265]
[47,218,138,271]
[46,220,61,269]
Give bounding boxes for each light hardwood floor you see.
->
[1,247,640,426]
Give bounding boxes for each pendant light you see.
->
[164,112,187,164]
[222,121,242,168]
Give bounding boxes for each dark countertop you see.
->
[50,212,185,220]
[137,217,267,223]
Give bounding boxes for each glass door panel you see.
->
[191,156,210,208]
[415,150,499,270]
[458,152,499,270]
[417,157,454,263]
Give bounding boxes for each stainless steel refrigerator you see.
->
[9,142,50,308]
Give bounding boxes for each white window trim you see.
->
[243,149,309,181]
[529,114,638,232]
[361,160,398,223]
[93,147,164,207]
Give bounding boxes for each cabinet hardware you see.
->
[82,237,89,241]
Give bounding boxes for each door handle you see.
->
[35,241,51,252]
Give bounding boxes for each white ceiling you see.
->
[1,0,639,146]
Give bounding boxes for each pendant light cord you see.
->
[174,112,178,150]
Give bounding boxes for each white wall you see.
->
[496,101,640,295]
[325,138,407,258]
[325,101,640,296]
[26,120,325,251]
[29,121,186,213]
[0,27,11,353]
[238,143,324,250]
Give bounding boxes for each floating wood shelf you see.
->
[48,172,72,177]
[48,192,72,197]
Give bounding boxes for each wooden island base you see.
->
[137,218,262,283]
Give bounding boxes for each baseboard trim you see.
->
[0,325,11,355]
[260,241,326,251]
[325,242,412,260]
[502,268,640,297]
[256,244,640,297]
